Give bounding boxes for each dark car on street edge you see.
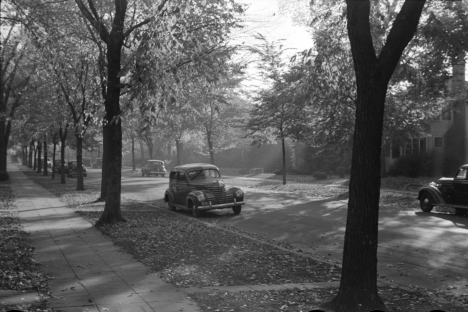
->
[164,163,245,218]
[418,164,468,216]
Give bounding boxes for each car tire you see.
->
[232,206,242,215]
[419,193,434,212]
[454,208,467,216]
[167,199,176,212]
[192,204,201,218]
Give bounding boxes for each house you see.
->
[385,54,467,176]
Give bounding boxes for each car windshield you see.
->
[188,169,220,180]
[149,162,163,169]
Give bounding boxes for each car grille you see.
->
[207,185,233,204]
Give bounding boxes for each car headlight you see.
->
[236,189,243,197]
[197,194,205,201]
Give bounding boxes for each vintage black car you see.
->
[418,164,468,216]
[66,161,87,178]
[164,163,245,217]
[92,158,102,169]
[141,160,166,177]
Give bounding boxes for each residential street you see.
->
[85,168,468,297]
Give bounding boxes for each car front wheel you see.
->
[419,193,434,213]
[192,204,201,218]
[232,206,242,215]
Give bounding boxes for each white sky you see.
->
[234,0,314,93]
[238,0,313,53]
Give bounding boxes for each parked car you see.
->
[55,160,69,174]
[141,160,167,177]
[92,158,102,169]
[418,164,468,216]
[164,163,245,217]
[67,161,87,177]
[82,157,92,167]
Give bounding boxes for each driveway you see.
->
[86,169,468,297]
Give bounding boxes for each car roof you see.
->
[461,164,468,170]
[148,160,164,163]
[173,163,219,171]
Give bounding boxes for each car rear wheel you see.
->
[419,193,434,212]
[167,199,176,212]
[455,208,467,216]
[232,206,242,215]
[192,204,201,218]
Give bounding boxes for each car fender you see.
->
[187,190,205,206]
[164,188,176,203]
[226,187,244,201]
[418,185,445,205]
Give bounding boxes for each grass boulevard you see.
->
[1,167,467,312]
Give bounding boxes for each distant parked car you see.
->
[92,158,102,169]
[55,160,69,174]
[82,157,91,167]
[141,160,167,177]
[418,164,468,216]
[67,161,87,177]
[164,163,245,218]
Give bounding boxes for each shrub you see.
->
[273,169,283,175]
[250,168,264,175]
[238,168,250,175]
[313,172,327,180]
[336,166,346,178]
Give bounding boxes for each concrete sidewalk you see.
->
[3,163,200,312]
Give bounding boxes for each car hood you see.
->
[190,179,224,189]
[437,177,453,185]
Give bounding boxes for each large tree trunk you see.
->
[323,1,426,312]
[139,138,145,166]
[0,106,7,176]
[43,137,48,176]
[60,138,66,184]
[23,146,27,165]
[33,146,37,171]
[175,138,183,166]
[37,141,42,173]
[207,130,215,165]
[52,142,57,179]
[99,123,109,201]
[96,29,125,225]
[281,137,286,185]
[131,136,135,171]
[28,142,33,168]
[76,135,84,191]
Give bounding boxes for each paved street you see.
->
[85,168,468,296]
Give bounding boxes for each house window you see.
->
[434,137,444,148]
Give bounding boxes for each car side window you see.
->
[170,171,177,181]
[178,172,187,183]
[455,169,467,180]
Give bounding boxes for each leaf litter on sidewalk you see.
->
[0,181,54,312]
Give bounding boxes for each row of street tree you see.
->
[1,0,467,311]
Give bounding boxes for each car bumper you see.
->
[198,200,245,211]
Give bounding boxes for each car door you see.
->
[176,171,191,206]
[452,168,468,204]
[169,171,178,203]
